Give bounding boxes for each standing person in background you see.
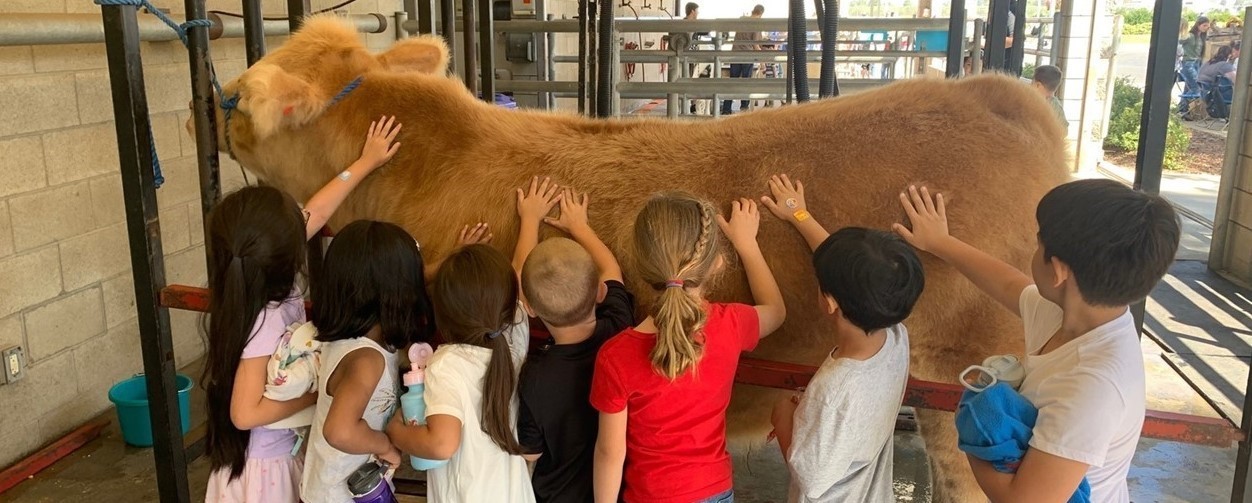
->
[1178,16,1211,114]
[721,5,765,115]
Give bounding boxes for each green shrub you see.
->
[1110,76,1142,119]
[1105,100,1191,171]
[1022,63,1035,79]
[1117,7,1153,26]
[1122,22,1153,35]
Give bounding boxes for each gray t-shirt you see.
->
[787,324,910,503]
[1198,61,1235,86]
[732,16,762,52]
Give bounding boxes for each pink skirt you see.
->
[205,455,303,503]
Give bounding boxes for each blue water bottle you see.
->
[400,343,448,470]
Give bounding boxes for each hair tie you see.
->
[486,331,503,340]
[665,279,685,288]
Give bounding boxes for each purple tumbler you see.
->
[348,460,398,503]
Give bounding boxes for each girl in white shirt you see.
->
[387,244,535,502]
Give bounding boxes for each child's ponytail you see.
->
[483,332,525,455]
[633,192,723,380]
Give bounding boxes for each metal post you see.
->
[985,0,1009,70]
[287,0,311,32]
[971,18,984,74]
[537,4,551,110]
[945,0,966,77]
[462,0,478,94]
[1050,11,1062,64]
[100,5,189,503]
[578,0,590,113]
[667,53,679,118]
[1035,18,1045,67]
[1008,0,1026,75]
[596,0,614,117]
[478,0,494,102]
[1129,0,1181,333]
[186,0,221,237]
[441,0,457,75]
[587,0,599,114]
[412,0,436,34]
[242,0,265,66]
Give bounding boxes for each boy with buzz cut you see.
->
[895,179,1180,503]
[762,174,924,503]
[511,177,635,503]
[1032,65,1069,129]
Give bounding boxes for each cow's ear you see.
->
[378,35,449,75]
[237,63,327,139]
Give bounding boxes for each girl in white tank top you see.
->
[298,221,436,503]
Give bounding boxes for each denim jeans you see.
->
[721,64,755,114]
[1178,60,1201,111]
[696,489,734,503]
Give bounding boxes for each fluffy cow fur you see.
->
[195,14,1070,501]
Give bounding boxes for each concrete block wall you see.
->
[0,0,406,469]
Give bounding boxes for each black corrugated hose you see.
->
[819,0,840,97]
[789,0,810,102]
[595,0,614,117]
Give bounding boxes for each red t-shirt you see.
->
[589,303,761,503]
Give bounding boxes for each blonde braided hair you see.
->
[633,192,723,380]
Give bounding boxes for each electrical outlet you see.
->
[2,346,24,384]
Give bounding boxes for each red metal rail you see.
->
[161,285,1245,448]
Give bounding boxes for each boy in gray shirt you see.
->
[761,175,924,502]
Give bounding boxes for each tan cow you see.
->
[191,14,1070,501]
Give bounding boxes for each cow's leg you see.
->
[917,409,986,502]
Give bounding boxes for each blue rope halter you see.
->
[95,0,217,188]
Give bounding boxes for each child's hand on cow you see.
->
[545,189,592,236]
[893,185,950,252]
[516,176,562,226]
[761,174,808,223]
[717,198,761,250]
[359,115,403,171]
[457,222,493,246]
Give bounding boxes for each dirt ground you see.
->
[1104,126,1229,176]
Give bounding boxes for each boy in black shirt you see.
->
[511,178,635,503]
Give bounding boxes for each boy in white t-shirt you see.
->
[894,180,1180,503]
[762,175,924,502]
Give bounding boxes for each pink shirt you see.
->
[240,292,306,459]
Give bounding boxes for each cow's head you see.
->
[186,14,449,178]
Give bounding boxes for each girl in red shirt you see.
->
[590,192,787,502]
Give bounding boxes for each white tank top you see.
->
[300,337,399,503]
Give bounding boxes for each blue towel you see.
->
[956,382,1092,503]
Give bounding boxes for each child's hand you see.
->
[378,443,403,468]
[457,223,493,247]
[760,174,808,223]
[893,185,950,252]
[358,115,403,171]
[716,198,761,249]
[545,189,591,235]
[516,176,562,225]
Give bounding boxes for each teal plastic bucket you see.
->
[108,374,194,447]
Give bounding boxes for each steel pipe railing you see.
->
[404,16,949,34]
[0,12,386,46]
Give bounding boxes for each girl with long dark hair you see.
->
[1178,16,1211,113]
[203,117,402,502]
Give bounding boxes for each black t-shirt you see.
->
[517,280,635,503]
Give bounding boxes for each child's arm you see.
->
[385,412,463,461]
[302,116,402,240]
[517,397,544,462]
[717,199,787,338]
[322,349,402,466]
[545,189,623,283]
[761,174,829,251]
[967,451,1090,503]
[893,186,1032,317]
[512,177,562,280]
[229,357,318,430]
[593,410,628,503]
[769,392,800,459]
